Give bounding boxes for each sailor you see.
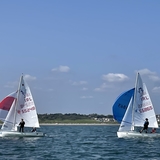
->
[31,127,36,132]
[19,119,25,132]
[140,118,149,133]
[151,128,156,133]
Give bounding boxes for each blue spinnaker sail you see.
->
[112,88,135,123]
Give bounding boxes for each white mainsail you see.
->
[1,75,40,131]
[134,83,158,128]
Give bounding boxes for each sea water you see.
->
[0,125,160,160]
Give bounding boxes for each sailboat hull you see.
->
[0,131,44,137]
[117,131,160,138]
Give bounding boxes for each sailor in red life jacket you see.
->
[151,128,156,133]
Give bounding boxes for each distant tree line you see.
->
[38,113,114,123]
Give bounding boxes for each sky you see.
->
[0,1,160,115]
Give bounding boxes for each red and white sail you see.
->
[0,91,17,121]
[1,75,40,131]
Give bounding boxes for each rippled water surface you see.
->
[0,125,160,160]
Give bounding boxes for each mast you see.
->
[131,72,139,131]
[12,75,23,130]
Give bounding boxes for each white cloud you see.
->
[52,68,58,72]
[81,87,88,91]
[52,65,70,72]
[80,81,87,85]
[102,73,129,82]
[80,96,93,99]
[94,88,104,92]
[4,75,36,88]
[152,86,160,93]
[4,81,17,88]
[137,69,160,82]
[24,74,36,81]
[137,69,156,75]
[34,87,43,90]
[94,83,113,92]
[72,81,87,86]
[47,88,54,92]
[149,75,160,81]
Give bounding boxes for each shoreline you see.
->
[40,123,119,126]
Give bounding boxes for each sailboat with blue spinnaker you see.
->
[113,73,160,138]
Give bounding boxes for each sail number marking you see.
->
[22,106,36,113]
[139,106,153,113]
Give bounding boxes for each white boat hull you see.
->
[117,131,160,138]
[0,131,44,137]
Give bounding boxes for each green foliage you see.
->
[38,113,115,123]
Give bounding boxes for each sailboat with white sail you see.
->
[114,72,160,138]
[0,75,44,137]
